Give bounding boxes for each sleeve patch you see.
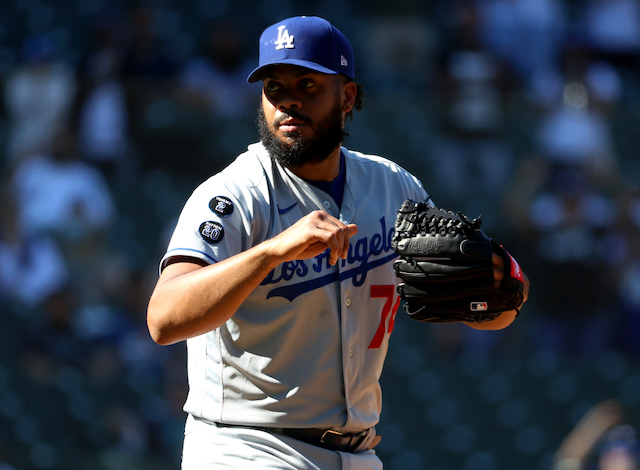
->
[199,221,225,244]
[209,196,234,217]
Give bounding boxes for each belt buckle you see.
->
[320,429,345,444]
[321,429,369,452]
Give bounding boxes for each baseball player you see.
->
[147,16,527,470]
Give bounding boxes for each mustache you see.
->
[274,110,312,127]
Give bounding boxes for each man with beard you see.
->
[147,16,524,470]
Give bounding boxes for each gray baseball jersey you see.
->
[161,142,428,434]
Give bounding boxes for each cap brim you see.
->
[246,59,338,83]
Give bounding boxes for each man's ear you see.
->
[342,80,357,114]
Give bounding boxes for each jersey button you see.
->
[345,298,352,307]
[323,201,331,208]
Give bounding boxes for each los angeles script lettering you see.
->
[261,217,394,290]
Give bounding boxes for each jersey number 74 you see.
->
[368,285,401,349]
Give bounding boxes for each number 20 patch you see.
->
[199,221,224,244]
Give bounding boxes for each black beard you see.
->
[257,103,346,170]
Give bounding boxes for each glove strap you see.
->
[491,240,525,311]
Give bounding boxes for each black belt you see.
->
[215,423,375,453]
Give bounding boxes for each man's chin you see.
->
[279,130,303,141]
[275,135,307,153]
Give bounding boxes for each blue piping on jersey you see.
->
[165,247,218,264]
[265,252,398,302]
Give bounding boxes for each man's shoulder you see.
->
[343,147,406,169]
[342,147,420,179]
[181,143,272,212]
[342,147,388,162]
[229,142,271,174]
[199,143,270,187]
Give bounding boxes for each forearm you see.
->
[147,242,280,345]
[147,210,358,345]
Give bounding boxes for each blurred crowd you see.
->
[425,0,640,365]
[1,0,640,469]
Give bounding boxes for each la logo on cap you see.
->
[246,16,355,83]
[275,25,294,50]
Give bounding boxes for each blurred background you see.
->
[1,0,640,469]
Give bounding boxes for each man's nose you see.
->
[277,90,302,111]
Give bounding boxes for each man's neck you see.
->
[290,146,342,182]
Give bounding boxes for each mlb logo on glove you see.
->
[470,302,488,311]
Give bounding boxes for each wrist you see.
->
[255,238,287,270]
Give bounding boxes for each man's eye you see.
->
[301,80,315,89]
[266,82,281,92]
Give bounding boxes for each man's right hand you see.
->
[266,210,358,266]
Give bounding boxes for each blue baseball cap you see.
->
[247,16,355,83]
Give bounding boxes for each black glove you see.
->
[391,199,525,323]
